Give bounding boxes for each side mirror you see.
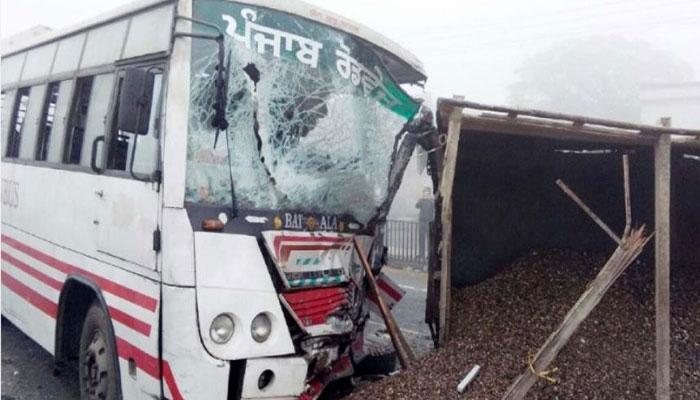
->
[117,68,155,135]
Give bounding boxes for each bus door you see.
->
[93,66,164,270]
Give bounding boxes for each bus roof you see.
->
[1,0,426,84]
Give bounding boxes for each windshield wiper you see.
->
[175,15,237,217]
[212,47,231,146]
[174,15,230,140]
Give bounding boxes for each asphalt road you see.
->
[1,318,79,400]
[1,267,431,399]
[366,267,433,357]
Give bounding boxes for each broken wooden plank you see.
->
[502,227,653,400]
[556,179,622,246]
[503,156,653,399]
[353,237,415,369]
[654,134,672,400]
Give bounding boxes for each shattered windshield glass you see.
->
[186,0,419,224]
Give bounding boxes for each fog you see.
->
[3,0,698,219]
[314,0,699,106]
[4,0,698,105]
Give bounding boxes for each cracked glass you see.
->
[186,0,419,224]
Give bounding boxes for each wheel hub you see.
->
[82,330,110,400]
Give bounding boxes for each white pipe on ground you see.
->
[457,365,481,393]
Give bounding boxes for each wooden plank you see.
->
[438,97,700,137]
[438,106,463,346]
[654,133,672,400]
[556,179,622,246]
[623,154,632,238]
[353,237,415,368]
[502,228,653,400]
[460,114,658,147]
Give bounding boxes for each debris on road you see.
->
[346,249,700,399]
[456,365,480,393]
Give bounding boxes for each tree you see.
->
[508,35,693,122]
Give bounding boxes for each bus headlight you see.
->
[251,313,272,343]
[210,314,235,344]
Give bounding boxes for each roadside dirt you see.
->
[346,249,700,399]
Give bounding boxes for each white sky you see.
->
[2,0,699,105]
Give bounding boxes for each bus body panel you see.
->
[1,160,161,281]
[241,357,308,399]
[194,232,295,360]
[161,206,196,286]
[2,156,162,399]
[95,177,160,271]
[2,163,100,262]
[162,284,230,400]
[162,0,192,209]
[0,224,163,399]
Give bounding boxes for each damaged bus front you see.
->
[179,0,428,398]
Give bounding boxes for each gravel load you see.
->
[347,249,700,399]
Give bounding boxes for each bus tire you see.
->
[79,301,121,400]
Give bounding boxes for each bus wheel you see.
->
[79,301,120,400]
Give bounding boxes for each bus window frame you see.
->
[5,86,31,158]
[35,81,62,161]
[62,75,95,165]
[1,55,168,184]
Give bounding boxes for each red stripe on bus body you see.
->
[1,270,58,317]
[1,275,181,398]
[115,340,184,400]
[2,244,153,337]
[108,306,152,336]
[2,251,63,291]
[115,337,160,378]
[162,361,185,400]
[1,235,158,312]
[116,340,184,400]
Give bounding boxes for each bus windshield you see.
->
[185,0,420,224]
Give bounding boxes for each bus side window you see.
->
[63,74,114,168]
[78,74,114,169]
[45,80,75,164]
[18,84,49,161]
[63,77,94,164]
[107,70,162,176]
[5,87,31,158]
[35,82,61,161]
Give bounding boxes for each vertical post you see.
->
[654,133,671,400]
[438,105,463,345]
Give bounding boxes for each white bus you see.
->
[1,0,426,399]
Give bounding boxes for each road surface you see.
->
[366,266,433,357]
[1,318,79,400]
[1,267,431,399]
